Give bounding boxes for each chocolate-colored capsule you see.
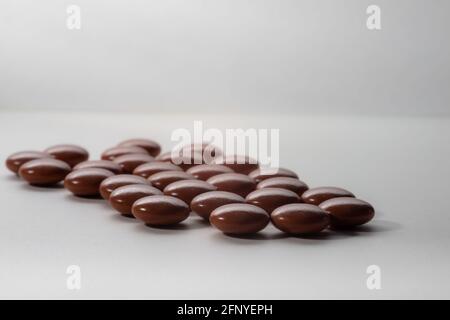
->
[191,191,245,220]
[210,203,270,234]
[113,153,154,173]
[163,179,216,204]
[319,197,375,228]
[301,187,355,205]
[181,143,222,158]
[19,158,71,186]
[148,171,194,191]
[101,146,148,161]
[186,164,234,181]
[212,155,259,175]
[73,160,123,174]
[271,204,330,234]
[133,161,183,178]
[256,177,309,197]
[156,151,203,171]
[109,184,162,216]
[99,174,150,200]
[5,151,51,174]
[248,167,298,183]
[180,143,222,163]
[64,168,114,197]
[154,151,174,162]
[118,138,161,157]
[207,173,256,198]
[245,188,300,213]
[44,144,89,167]
[132,195,190,226]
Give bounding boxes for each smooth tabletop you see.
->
[0,111,449,299]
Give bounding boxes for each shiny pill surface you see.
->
[163,179,216,204]
[212,155,259,175]
[118,139,161,157]
[301,187,355,205]
[132,195,190,226]
[271,203,330,234]
[44,144,89,167]
[190,191,245,220]
[6,151,51,174]
[156,151,203,171]
[19,158,71,185]
[101,146,148,161]
[209,203,270,234]
[186,164,234,181]
[148,171,194,191]
[73,160,123,174]
[245,188,300,213]
[64,168,114,197]
[319,197,375,228]
[133,161,183,178]
[109,184,162,216]
[207,173,256,198]
[248,167,298,183]
[112,153,154,173]
[256,177,309,197]
[99,174,150,200]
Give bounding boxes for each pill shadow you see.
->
[110,213,139,224]
[4,174,21,181]
[135,218,210,234]
[212,219,400,244]
[20,182,65,191]
[285,219,401,243]
[64,193,105,203]
[221,232,288,241]
[329,219,401,235]
[189,216,211,226]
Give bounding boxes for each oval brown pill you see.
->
[301,187,355,205]
[156,151,203,171]
[163,179,216,204]
[133,161,183,179]
[186,164,234,181]
[5,151,51,174]
[73,160,123,174]
[210,203,269,234]
[118,138,161,157]
[148,171,194,191]
[248,167,298,183]
[245,188,300,213]
[132,195,190,226]
[257,177,309,197]
[181,143,222,157]
[212,155,259,174]
[207,173,256,198]
[112,153,154,173]
[109,184,162,216]
[44,144,89,168]
[191,191,245,220]
[180,143,222,163]
[319,197,375,228]
[271,203,330,234]
[99,174,150,200]
[64,168,114,197]
[19,158,71,186]
[101,146,148,161]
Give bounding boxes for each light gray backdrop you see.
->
[1,0,449,115]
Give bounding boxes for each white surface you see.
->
[1,0,449,115]
[0,111,449,299]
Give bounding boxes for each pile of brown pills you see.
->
[5,138,375,236]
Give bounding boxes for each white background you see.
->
[1,0,449,115]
